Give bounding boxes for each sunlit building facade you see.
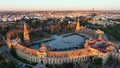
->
[6,22,119,65]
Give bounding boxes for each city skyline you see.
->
[0,0,120,11]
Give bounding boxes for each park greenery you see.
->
[26,17,87,40]
[0,50,15,68]
[0,17,88,42]
[103,24,120,41]
[0,59,16,68]
[88,56,103,68]
[46,62,75,68]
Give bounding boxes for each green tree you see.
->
[93,58,103,65]
[62,62,74,68]
[10,45,16,56]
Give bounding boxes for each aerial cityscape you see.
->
[0,0,120,68]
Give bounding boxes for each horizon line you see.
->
[0,9,120,12]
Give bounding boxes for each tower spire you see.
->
[84,40,89,48]
[76,18,81,31]
[97,34,102,41]
[24,22,30,43]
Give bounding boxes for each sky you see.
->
[0,0,120,11]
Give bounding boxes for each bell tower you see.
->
[24,22,30,43]
[76,18,81,31]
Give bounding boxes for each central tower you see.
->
[76,18,81,31]
[24,22,30,43]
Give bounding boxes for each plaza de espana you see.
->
[6,18,120,64]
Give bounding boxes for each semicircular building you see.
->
[6,22,118,65]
